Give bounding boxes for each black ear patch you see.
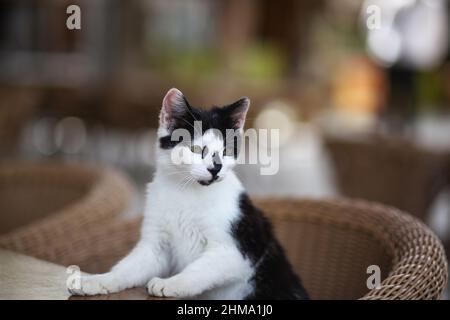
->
[222,98,250,130]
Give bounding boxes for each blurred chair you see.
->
[0,163,133,264]
[48,198,447,300]
[0,88,40,154]
[324,134,449,221]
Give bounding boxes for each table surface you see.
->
[0,249,158,300]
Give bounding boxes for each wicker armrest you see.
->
[257,198,448,300]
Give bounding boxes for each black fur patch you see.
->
[231,193,309,300]
[159,98,246,159]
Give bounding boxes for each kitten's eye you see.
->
[202,146,209,158]
[191,145,202,154]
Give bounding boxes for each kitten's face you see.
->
[157,88,249,186]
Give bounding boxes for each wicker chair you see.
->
[0,163,133,264]
[324,134,449,221]
[48,198,447,300]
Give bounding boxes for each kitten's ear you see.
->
[223,97,250,130]
[160,88,190,129]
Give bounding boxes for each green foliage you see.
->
[416,69,445,111]
[229,44,285,80]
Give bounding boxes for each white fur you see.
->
[72,90,254,299]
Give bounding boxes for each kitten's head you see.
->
[157,88,249,186]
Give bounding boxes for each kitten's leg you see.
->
[147,247,249,298]
[71,240,169,296]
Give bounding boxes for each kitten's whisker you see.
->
[185,105,200,122]
[176,176,190,190]
[180,176,194,190]
[178,117,202,137]
[187,177,196,189]
[165,170,192,176]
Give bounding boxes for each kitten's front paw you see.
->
[69,275,118,296]
[146,277,189,298]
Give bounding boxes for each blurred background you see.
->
[1,0,450,297]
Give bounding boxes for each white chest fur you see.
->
[143,173,245,273]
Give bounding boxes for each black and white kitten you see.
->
[73,88,309,300]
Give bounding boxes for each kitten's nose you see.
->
[208,164,222,178]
